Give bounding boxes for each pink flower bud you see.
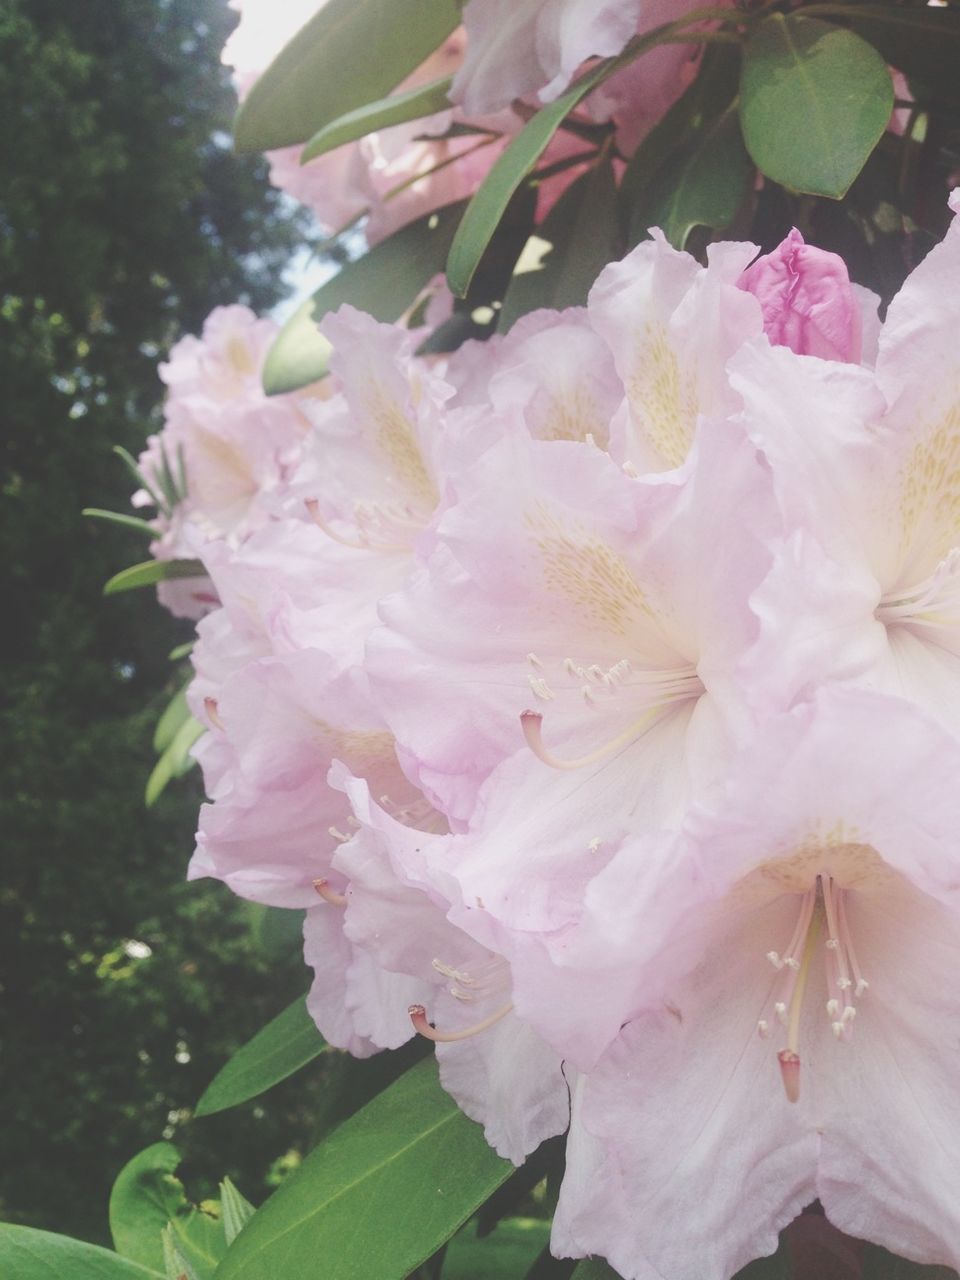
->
[738,228,861,363]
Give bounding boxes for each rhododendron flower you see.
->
[369,417,779,1064]
[552,688,960,1279]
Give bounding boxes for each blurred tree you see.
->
[0,0,319,1244]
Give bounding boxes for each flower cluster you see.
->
[134,194,960,1277]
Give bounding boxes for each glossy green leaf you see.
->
[162,1228,198,1280]
[214,1058,513,1280]
[219,1181,257,1248]
[740,14,893,198]
[103,558,205,596]
[109,1143,225,1279]
[446,62,611,299]
[83,508,157,537]
[263,200,468,394]
[499,158,619,331]
[234,0,460,152]
[301,76,453,162]
[861,1243,958,1280]
[145,715,202,806]
[0,1224,163,1279]
[195,996,325,1117]
[844,5,960,105]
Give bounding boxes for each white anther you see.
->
[757,1019,770,1039]
[825,937,839,950]
[774,1001,787,1025]
[622,461,639,478]
[826,998,840,1018]
[766,950,782,969]
[582,685,595,704]
[832,1021,845,1039]
[842,1006,856,1024]
[587,836,602,853]
[527,652,543,669]
[855,979,869,997]
[528,675,555,701]
[328,826,351,842]
[784,957,801,971]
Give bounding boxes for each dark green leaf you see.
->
[219,1181,257,1248]
[740,14,893,198]
[843,5,960,106]
[499,158,619,331]
[646,104,751,250]
[214,1058,513,1280]
[861,1243,958,1280]
[0,1224,163,1280]
[145,715,202,807]
[195,996,325,1117]
[443,1218,552,1279]
[263,200,468,394]
[301,76,453,162]
[246,902,306,960]
[103,558,206,596]
[113,445,169,515]
[83,508,158,537]
[446,62,610,298]
[234,0,460,152]
[169,641,195,661]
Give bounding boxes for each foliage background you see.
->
[0,0,321,1244]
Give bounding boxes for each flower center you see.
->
[757,875,868,1103]
[877,546,960,630]
[522,652,702,770]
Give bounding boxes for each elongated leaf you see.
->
[153,686,190,753]
[162,1228,199,1280]
[195,996,325,1117]
[169,641,194,661]
[83,508,158,537]
[446,62,610,299]
[110,1142,226,1280]
[443,1218,552,1279]
[0,1224,163,1279]
[145,715,202,806]
[234,0,460,152]
[645,104,751,250]
[499,158,619,331]
[215,1058,513,1280]
[263,200,468,394]
[103,558,206,596]
[219,1181,257,1248]
[740,14,893,198]
[113,445,169,515]
[301,76,453,162]
[844,5,960,105]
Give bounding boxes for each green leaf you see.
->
[113,445,169,516]
[0,1224,164,1279]
[153,686,190,753]
[214,1058,513,1280]
[861,1243,958,1280]
[246,901,306,959]
[646,104,751,250]
[843,5,960,106]
[499,158,619,331]
[162,1227,199,1280]
[263,200,468,395]
[219,1181,257,1248]
[234,0,461,152]
[169,641,195,661]
[443,1218,552,1279]
[446,62,611,299]
[145,715,202,807]
[195,996,325,1117]
[740,14,893,199]
[110,1143,184,1272]
[83,508,158,537]
[301,76,453,163]
[109,1143,225,1279]
[103,558,206,596]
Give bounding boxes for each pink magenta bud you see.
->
[738,229,861,363]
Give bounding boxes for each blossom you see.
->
[551,687,960,1279]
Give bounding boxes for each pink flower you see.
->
[737,229,863,363]
[552,687,960,1278]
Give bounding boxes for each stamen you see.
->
[521,709,659,771]
[304,497,408,554]
[878,548,960,628]
[779,906,821,1103]
[313,877,347,907]
[408,1001,513,1042]
[204,697,224,731]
